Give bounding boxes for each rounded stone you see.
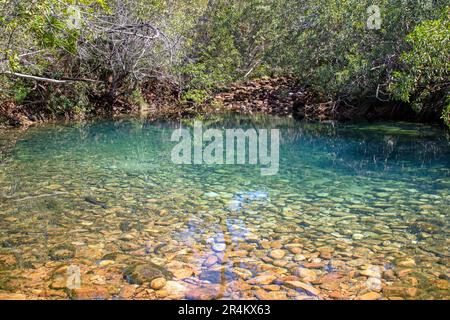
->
[397,258,416,267]
[212,243,226,252]
[357,292,382,300]
[173,267,194,279]
[123,263,172,285]
[366,277,382,292]
[352,234,365,240]
[360,266,381,278]
[150,277,167,290]
[269,249,286,260]
[49,244,76,261]
[294,268,318,282]
[294,254,306,262]
[203,255,219,267]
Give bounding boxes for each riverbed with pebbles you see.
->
[0,117,448,300]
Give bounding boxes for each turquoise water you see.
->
[0,116,449,300]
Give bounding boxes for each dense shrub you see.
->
[0,0,448,127]
[390,11,449,124]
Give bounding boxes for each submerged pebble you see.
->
[0,118,448,300]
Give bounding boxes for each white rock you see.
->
[212,243,226,252]
[352,233,365,240]
[204,192,219,198]
[294,254,306,262]
[366,277,382,292]
[227,200,241,211]
[161,281,188,299]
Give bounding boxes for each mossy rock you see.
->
[408,219,443,235]
[49,244,76,261]
[119,221,132,232]
[123,262,172,285]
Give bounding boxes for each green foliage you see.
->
[442,95,450,129]
[181,89,210,105]
[129,89,149,109]
[30,13,79,53]
[0,0,449,128]
[180,0,280,93]
[267,0,446,100]
[11,83,30,104]
[1,1,106,62]
[46,82,93,117]
[179,62,221,92]
[391,12,449,116]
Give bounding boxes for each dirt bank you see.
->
[0,77,445,127]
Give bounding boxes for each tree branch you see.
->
[1,71,99,84]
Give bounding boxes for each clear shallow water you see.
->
[0,115,449,300]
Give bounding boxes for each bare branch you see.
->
[2,71,99,84]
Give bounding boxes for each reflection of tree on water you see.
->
[173,190,269,298]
